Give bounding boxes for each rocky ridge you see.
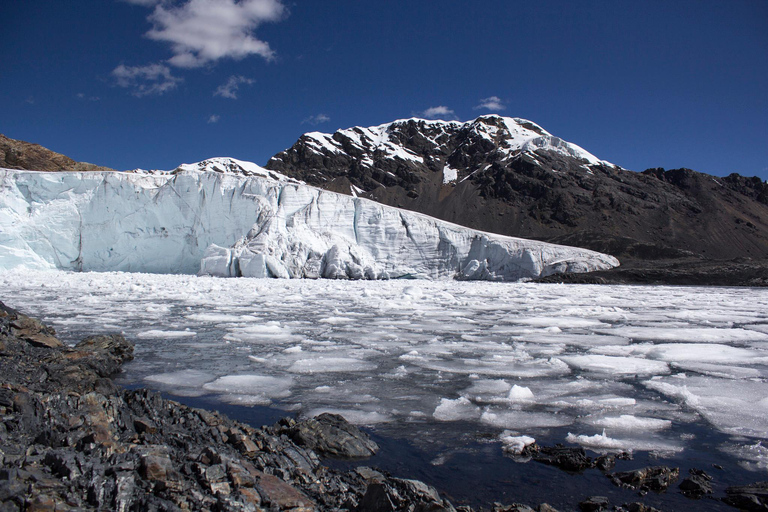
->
[0,134,114,173]
[265,116,768,265]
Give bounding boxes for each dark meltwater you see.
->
[3,270,767,509]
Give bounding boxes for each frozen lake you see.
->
[2,270,768,490]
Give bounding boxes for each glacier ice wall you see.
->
[0,167,619,280]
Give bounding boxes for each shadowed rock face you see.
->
[0,134,114,173]
[266,116,768,263]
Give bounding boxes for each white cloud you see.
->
[418,106,456,120]
[112,63,182,97]
[474,96,506,111]
[301,113,330,125]
[145,0,287,68]
[208,114,221,123]
[214,75,254,99]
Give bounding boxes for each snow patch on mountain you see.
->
[130,157,303,184]
[0,164,619,280]
[442,164,458,184]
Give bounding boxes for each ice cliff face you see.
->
[0,159,619,280]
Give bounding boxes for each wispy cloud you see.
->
[76,93,100,101]
[145,0,288,68]
[112,63,182,97]
[214,75,254,99]
[301,113,330,126]
[418,106,456,120]
[208,114,221,124]
[474,96,506,111]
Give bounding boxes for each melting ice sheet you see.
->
[2,270,768,469]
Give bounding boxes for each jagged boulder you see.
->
[283,413,379,459]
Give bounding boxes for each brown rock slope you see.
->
[266,116,768,265]
[0,134,115,173]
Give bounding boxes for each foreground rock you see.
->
[679,468,714,499]
[0,301,457,511]
[281,413,379,459]
[519,443,631,473]
[723,482,768,511]
[608,466,680,492]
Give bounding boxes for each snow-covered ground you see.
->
[2,270,768,472]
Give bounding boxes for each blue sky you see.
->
[2,0,767,179]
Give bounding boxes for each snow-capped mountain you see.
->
[0,162,618,280]
[266,116,768,261]
[267,115,615,194]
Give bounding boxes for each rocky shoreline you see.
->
[2,300,768,511]
[534,258,768,287]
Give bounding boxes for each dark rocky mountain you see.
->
[266,115,768,264]
[0,134,115,173]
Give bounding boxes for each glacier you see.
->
[0,158,619,280]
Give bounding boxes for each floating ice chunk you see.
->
[508,385,534,402]
[386,365,409,379]
[219,394,274,405]
[413,357,571,378]
[464,379,511,396]
[746,324,768,335]
[566,430,626,451]
[144,369,216,393]
[499,431,536,454]
[565,430,683,454]
[585,415,672,431]
[202,374,293,401]
[559,355,669,376]
[722,441,768,472]
[402,286,424,298]
[304,408,391,425]
[645,376,768,438]
[287,357,377,374]
[480,410,572,429]
[509,317,609,328]
[671,362,765,380]
[227,322,303,344]
[319,316,354,324]
[136,329,196,339]
[644,380,701,407]
[185,312,258,322]
[433,396,482,421]
[596,326,768,343]
[646,343,768,365]
[598,397,637,407]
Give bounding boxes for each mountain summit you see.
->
[266,115,768,262]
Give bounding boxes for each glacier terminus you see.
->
[0,158,618,280]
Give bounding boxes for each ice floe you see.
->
[1,270,767,464]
